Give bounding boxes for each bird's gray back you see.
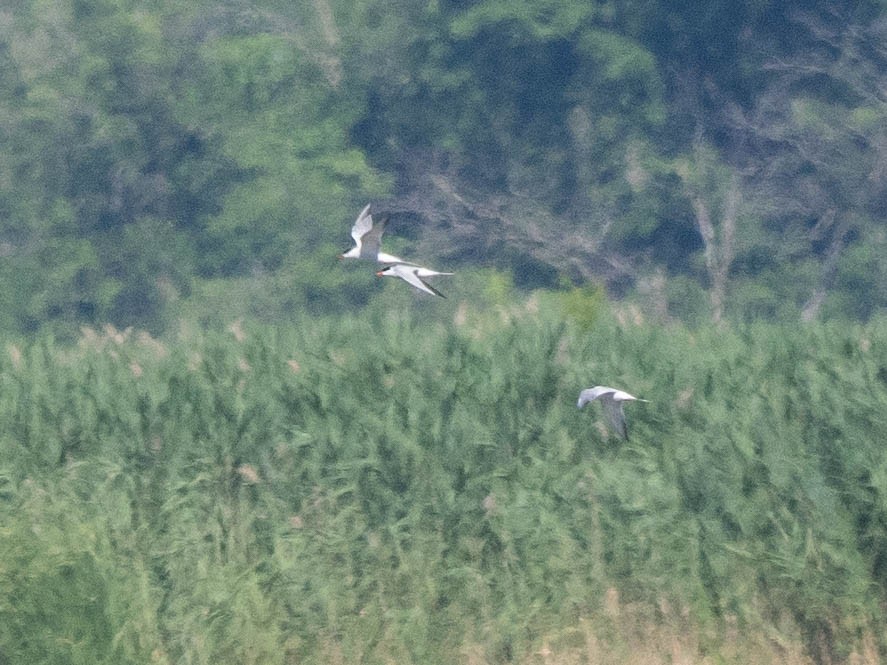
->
[358,216,387,257]
[577,386,616,408]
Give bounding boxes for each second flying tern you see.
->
[376,264,454,298]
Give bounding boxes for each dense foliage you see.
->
[2,305,887,663]
[0,0,885,335]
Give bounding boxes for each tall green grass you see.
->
[1,310,886,663]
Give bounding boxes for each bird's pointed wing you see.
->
[398,267,446,297]
[601,397,629,440]
[350,204,374,245]
[359,215,388,256]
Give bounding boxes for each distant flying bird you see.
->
[376,264,454,298]
[339,203,407,263]
[577,386,647,440]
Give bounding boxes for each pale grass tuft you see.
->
[129,361,143,377]
[613,303,645,327]
[514,600,824,665]
[7,343,22,369]
[228,318,247,342]
[80,325,100,347]
[289,515,304,529]
[287,359,301,373]
[236,463,260,484]
[482,493,497,517]
[581,618,600,664]
[675,387,695,409]
[318,638,346,665]
[461,642,488,665]
[104,323,131,345]
[603,587,620,618]
[150,647,171,664]
[848,630,880,665]
[80,325,167,364]
[137,330,168,358]
[454,301,469,326]
[668,634,697,665]
[555,335,570,366]
[79,323,131,348]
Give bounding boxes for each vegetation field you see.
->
[2,301,887,664]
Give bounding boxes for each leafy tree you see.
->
[0,1,221,333]
[0,0,393,333]
[2,0,887,333]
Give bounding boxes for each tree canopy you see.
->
[0,0,885,334]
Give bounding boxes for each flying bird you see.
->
[577,386,647,440]
[339,203,407,263]
[376,264,454,298]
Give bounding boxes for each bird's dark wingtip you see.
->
[424,281,446,298]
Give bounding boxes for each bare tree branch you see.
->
[384,156,637,287]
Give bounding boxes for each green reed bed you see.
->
[1,311,886,663]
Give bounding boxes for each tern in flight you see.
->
[376,264,454,298]
[577,386,647,440]
[339,203,407,263]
